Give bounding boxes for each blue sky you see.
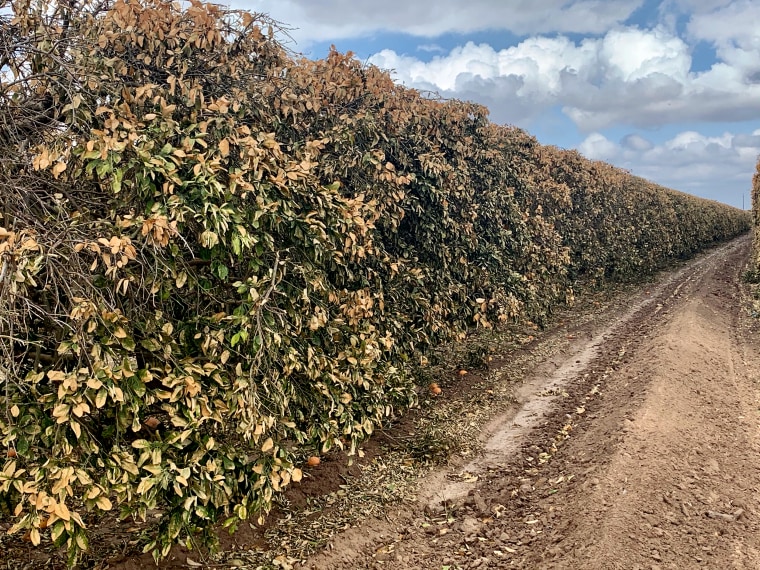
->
[239,0,760,209]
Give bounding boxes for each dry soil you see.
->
[299,236,760,570]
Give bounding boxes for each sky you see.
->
[238,0,760,209]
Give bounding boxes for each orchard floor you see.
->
[4,236,760,570]
[299,236,760,570]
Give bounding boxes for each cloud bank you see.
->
[579,129,760,204]
[367,24,760,131]
[244,0,643,43]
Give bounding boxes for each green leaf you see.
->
[112,168,124,193]
[96,161,111,177]
[50,521,66,545]
[140,338,162,352]
[16,436,29,456]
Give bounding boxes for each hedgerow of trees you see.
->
[752,157,760,272]
[0,0,750,565]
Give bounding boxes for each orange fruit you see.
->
[7,448,17,458]
[307,456,320,467]
[143,417,160,430]
[458,369,468,376]
[429,383,442,395]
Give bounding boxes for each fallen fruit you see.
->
[144,417,160,430]
[7,448,17,458]
[429,382,442,395]
[458,369,468,376]
[307,456,320,467]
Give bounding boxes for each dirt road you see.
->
[299,236,760,570]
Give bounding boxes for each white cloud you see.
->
[686,1,760,89]
[578,133,620,161]
[604,28,690,81]
[664,0,733,14]
[238,0,642,45]
[687,0,760,48]
[368,25,760,131]
[578,129,760,206]
[417,44,446,54]
[621,134,655,151]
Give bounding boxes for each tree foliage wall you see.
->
[752,157,760,272]
[0,0,750,563]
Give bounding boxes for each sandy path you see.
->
[300,236,760,570]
